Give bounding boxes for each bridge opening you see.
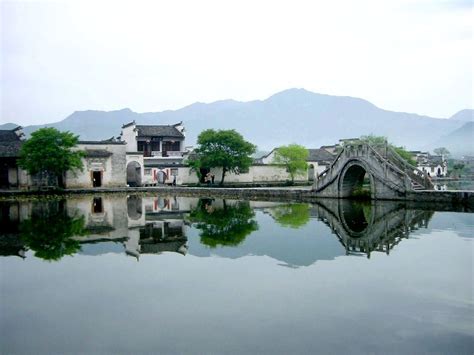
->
[341,164,372,199]
[341,200,371,234]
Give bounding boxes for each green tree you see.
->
[20,200,85,261]
[359,135,417,166]
[359,134,387,146]
[193,129,256,185]
[273,144,308,183]
[433,147,450,157]
[189,199,258,247]
[18,127,84,187]
[271,203,310,228]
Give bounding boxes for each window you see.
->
[171,168,178,176]
[151,141,160,151]
[137,141,145,152]
[144,168,152,175]
[162,141,180,151]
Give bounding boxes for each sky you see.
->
[1,0,473,126]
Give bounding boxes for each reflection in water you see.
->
[315,199,434,258]
[19,200,85,261]
[189,199,258,247]
[0,195,438,262]
[0,196,471,355]
[340,201,371,233]
[269,203,310,228]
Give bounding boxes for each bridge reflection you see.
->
[313,199,433,258]
[0,196,434,262]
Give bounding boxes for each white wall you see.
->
[66,143,127,188]
[173,165,307,185]
[121,124,137,152]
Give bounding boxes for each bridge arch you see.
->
[338,199,375,237]
[338,160,375,199]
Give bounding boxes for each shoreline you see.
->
[1,186,473,211]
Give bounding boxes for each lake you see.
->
[1,195,473,354]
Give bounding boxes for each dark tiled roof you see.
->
[83,149,113,158]
[0,129,23,158]
[307,149,335,163]
[136,125,184,138]
[78,140,125,145]
[0,130,20,142]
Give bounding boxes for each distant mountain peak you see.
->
[449,109,474,121]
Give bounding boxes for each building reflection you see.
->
[0,195,199,260]
[0,196,434,263]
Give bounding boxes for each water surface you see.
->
[1,195,473,354]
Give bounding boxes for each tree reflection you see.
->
[20,200,85,261]
[271,203,310,228]
[189,199,258,247]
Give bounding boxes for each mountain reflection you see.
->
[0,195,435,264]
[188,199,258,247]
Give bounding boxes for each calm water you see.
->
[0,195,473,355]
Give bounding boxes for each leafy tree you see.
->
[359,135,417,166]
[271,203,310,228]
[20,200,85,261]
[393,146,417,166]
[193,129,256,185]
[273,144,308,183]
[359,134,387,146]
[18,128,84,187]
[449,161,465,177]
[433,147,450,157]
[189,199,258,247]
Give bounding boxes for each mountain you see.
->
[0,122,20,130]
[449,109,474,122]
[0,88,470,151]
[429,122,474,157]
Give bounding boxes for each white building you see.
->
[65,139,127,188]
[120,121,187,186]
[410,151,448,177]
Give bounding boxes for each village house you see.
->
[120,121,187,186]
[0,127,29,189]
[65,139,127,188]
[410,151,448,177]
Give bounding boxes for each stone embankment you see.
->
[0,186,473,209]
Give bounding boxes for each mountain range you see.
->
[1,88,473,156]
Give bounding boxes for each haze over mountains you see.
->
[1,89,473,155]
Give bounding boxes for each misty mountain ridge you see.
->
[1,88,472,155]
[449,109,474,122]
[430,121,474,157]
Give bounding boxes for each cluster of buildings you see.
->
[0,120,452,190]
[0,121,340,189]
[409,151,448,178]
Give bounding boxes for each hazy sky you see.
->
[1,0,473,126]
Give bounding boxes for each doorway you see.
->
[92,171,102,187]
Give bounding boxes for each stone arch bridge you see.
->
[312,142,433,200]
